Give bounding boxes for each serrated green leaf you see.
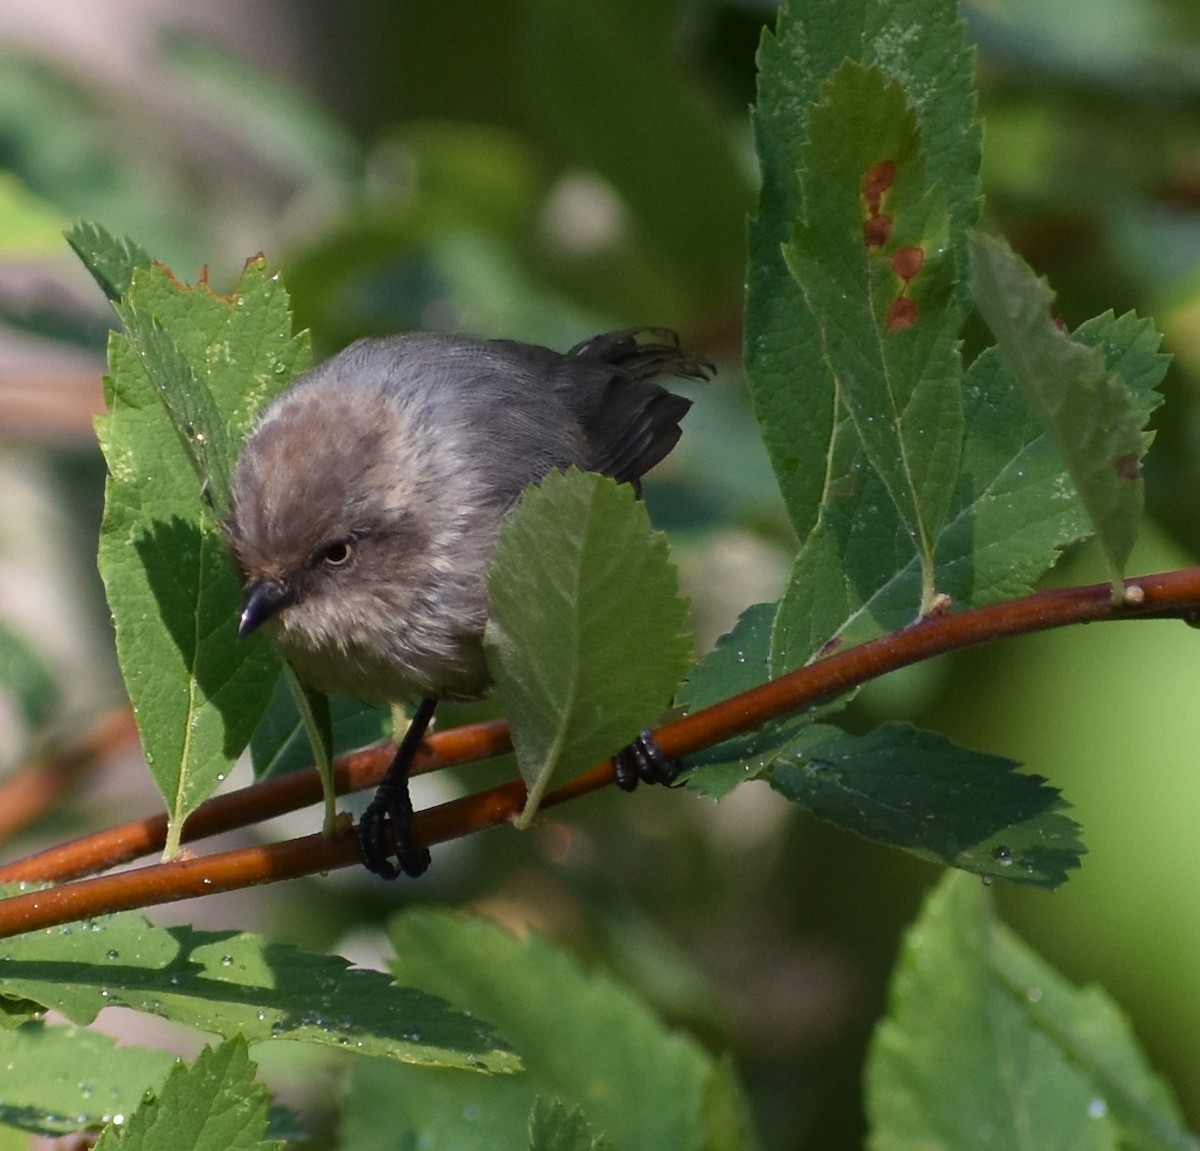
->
[746,0,979,541]
[986,926,1198,1151]
[677,603,812,800]
[939,309,1164,606]
[484,469,692,825]
[118,255,309,449]
[336,909,757,1151]
[771,308,1168,670]
[87,239,310,856]
[93,1038,280,1151]
[745,6,850,544]
[0,1021,174,1136]
[867,873,1193,1151]
[113,308,234,516]
[970,232,1154,597]
[786,61,963,620]
[529,1098,612,1151]
[1074,310,1170,424]
[95,451,270,856]
[66,220,153,302]
[677,603,776,713]
[768,723,1083,888]
[0,907,515,1072]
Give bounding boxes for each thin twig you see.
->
[0,567,1197,938]
[0,720,512,883]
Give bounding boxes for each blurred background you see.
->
[3,0,1200,1147]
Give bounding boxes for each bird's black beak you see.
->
[238,579,294,639]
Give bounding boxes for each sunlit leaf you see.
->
[485,469,692,825]
[93,1038,280,1151]
[0,910,515,1071]
[74,225,308,856]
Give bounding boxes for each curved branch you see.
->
[0,567,1197,938]
[0,719,512,883]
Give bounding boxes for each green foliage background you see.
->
[4,0,1200,1147]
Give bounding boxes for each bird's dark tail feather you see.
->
[567,328,713,487]
[568,327,713,386]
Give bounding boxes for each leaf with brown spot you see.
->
[783,61,963,630]
[744,0,980,559]
[886,298,921,331]
[891,246,925,283]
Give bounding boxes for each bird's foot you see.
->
[612,729,682,792]
[358,774,432,880]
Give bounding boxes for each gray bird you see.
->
[226,328,710,878]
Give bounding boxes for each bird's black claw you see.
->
[613,729,682,791]
[355,792,432,883]
[358,773,431,880]
[358,698,437,880]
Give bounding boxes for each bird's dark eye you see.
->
[320,539,354,567]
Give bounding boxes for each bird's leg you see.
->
[358,697,438,879]
[612,729,682,792]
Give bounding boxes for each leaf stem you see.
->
[282,665,337,836]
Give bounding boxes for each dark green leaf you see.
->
[677,603,776,713]
[970,232,1155,595]
[786,61,963,619]
[0,909,515,1071]
[770,467,924,670]
[768,722,1083,887]
[745,0,979,541]
[93,1038,280,1151]
[484,469,692,824]
[771,309,1168,669]
[678,603,813,800]
[745,5,843,543]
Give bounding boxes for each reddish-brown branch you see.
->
[1,567,1198,938]
[0,719,512,883]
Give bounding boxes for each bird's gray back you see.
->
[301,333,589,507]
